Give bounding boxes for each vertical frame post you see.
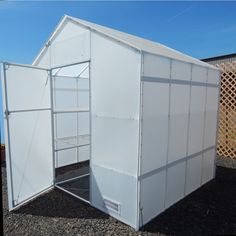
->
[49,69,56,186]
[2,62,15,209]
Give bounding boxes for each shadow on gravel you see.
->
[13,188,109,220]
[141,167,236,235]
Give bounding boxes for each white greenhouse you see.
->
[1,15,221,230]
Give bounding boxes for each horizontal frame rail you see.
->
[2,61,48,71]
[139,146,216,181]
[7,108,51,114]
[55,143,90,152]
[142,76,218,87]
[51,60,90,70]
[53,109,89,114]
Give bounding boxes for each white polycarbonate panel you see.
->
[166,161,186,208]
[54,63,89,78]
[192,65,207,83]
[91,164,137,228]
[143,53,170,79]
[171,60,191,81]
[54,20,88,43]
[55,90,77,109]
[54,76,76,89]
[78,112,89,135]
[55,113,77,138]
[202,149,215,184]
[204,87,219,148]
[186,155,202,195]
[9,111,53,206]
[140,170,166,225]
[92,117,139,175]
[78,91,89,108]
[91,32,140,175]
[78,145,90,162]
[6,65,50,111]
[208,69,220,84]
[188,86,206,155]
[168,85,190,163]
[56,148,77,168]
[51,31,90,67]
[141,82,169,174]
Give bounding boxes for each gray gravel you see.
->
[2,156,236,235]
[2,165,161,236]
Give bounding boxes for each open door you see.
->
[1,63,54,210]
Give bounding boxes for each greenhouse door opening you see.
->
[52,62,91,203]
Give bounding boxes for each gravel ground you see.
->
[2,158,236,236]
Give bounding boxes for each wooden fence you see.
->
[216,61,236,158]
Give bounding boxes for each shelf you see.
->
[55,134,90,152]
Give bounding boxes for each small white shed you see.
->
[1,15,220,230]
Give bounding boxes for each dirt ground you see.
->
[2,159,236,236]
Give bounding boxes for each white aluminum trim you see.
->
[142,76,218,87]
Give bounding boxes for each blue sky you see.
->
[1,1,236,143]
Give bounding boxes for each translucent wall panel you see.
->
[78,145,90,162]
[143,53,170,79]
[168,84,190,163]
[91,32,141,175]
[91,164,138,228]
[8,111,53,205]
[185,154,202,195]
[188,86,206,155]
[208,69,220,84]
[90,32,140,229]
[6,66,50,111]
[141,82,169,174]
[202,149,215,184]
[204,87,219,148]
[55,113,77,138]
[192,65,207,83]
[171,60,191,81]
[165,161,186,208]
[49,21,90,68]
[56,148,77,168]
[140,170,166,225]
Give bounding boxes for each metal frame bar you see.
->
[54,88,89,92]
[142,76,218,87]
[184,64,193,196]
[56,173,90,185]
[136,51,143,229]
[88,30,93,205]
[213,70,222,178]
[139,146,216,181]
[55,143,90,152]
[2,63,15,209]
[53,109,89,114]
[55,184,90,204]
[8,108,51,114]
[52,75,89,80]
[51,60,90,70]
[49,69,56,186]
[2,61,48,71]
[164,58,172,208]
